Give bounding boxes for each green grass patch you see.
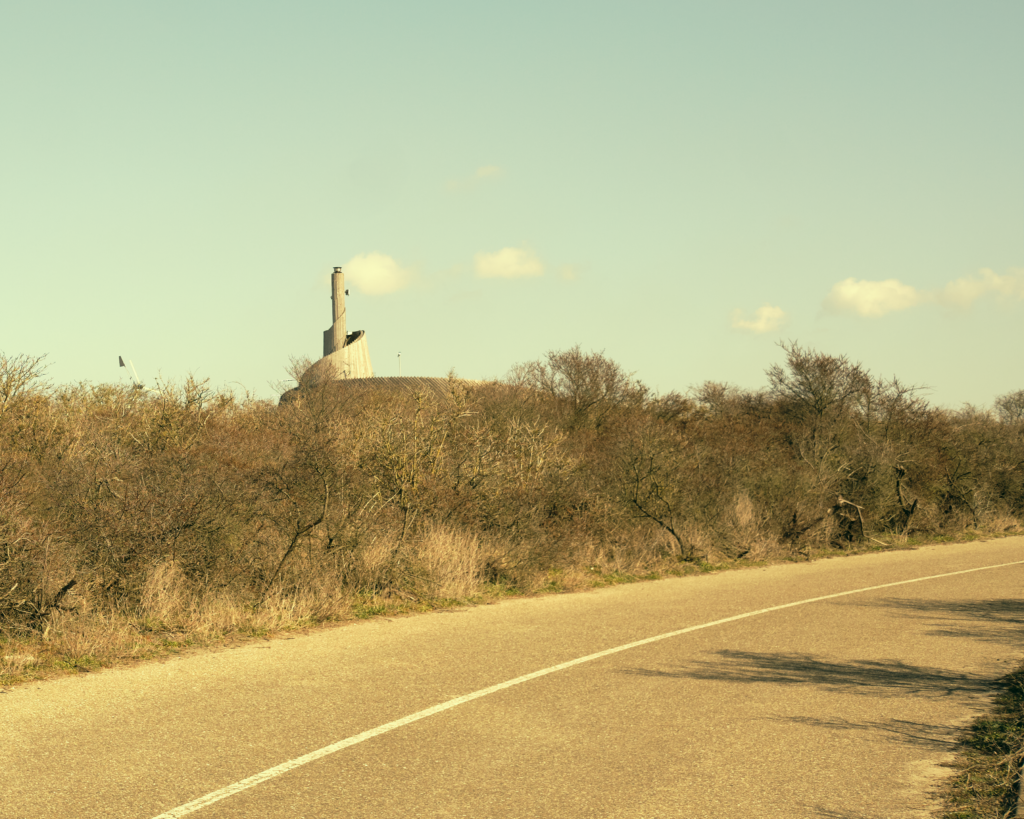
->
[54,655,102,673]
[537,578,566,593]
[353,602,390,619]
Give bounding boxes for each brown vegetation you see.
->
[1,344,1022,684]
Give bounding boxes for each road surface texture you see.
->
[2,538,1023,818]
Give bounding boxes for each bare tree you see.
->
[995,389,1024,424]
[0,353,48,416]
[767,342,870,423]
[610,416,695,560]
[511,346,647,431]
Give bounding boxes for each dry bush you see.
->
[139,558,192,626]
[604,412,700,559]
[767,342,870,427]
[508,345,647,432]
[591,527,667,575]
[4,343,1023,664]
[995,389,1024,423]
[40,606,138,662]
[341,533,408,594]
[0,497,74,632]
[0,354,79,633]
[0,651,39,676]
[412,526,483,600]
[254,373,365,595]
[727,494,783,561]
[134,553,353,638]
[673,523,717,563]
[43,379,256,606]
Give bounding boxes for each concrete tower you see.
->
[323,267,347,356]
[311,266,373,380]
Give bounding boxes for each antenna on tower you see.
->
[119,355,144,388]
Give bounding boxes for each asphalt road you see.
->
[3,538,1023,819]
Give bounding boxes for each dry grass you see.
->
[2,524,1018,690]
[0,651,39,676]
[412,526,484,600]
[982,513,1022,535]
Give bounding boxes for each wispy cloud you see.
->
[823,278,924,317]
[474,247,544,279]
[342,252,414,295]
[446,165,504,192]
[938,268,1024,307]
[731,304,787,333]
[824,269,1024,317]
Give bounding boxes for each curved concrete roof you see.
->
[278,376,485,405]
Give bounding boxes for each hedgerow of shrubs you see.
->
[1,344,1022,639]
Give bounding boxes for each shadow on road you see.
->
[620,653,978,816]
[620,595,1022,697]
[617,594,1023,817]
[621,650,990,697]
[781,715,959,750]
[841,597,1024,646]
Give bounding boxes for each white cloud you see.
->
[731,304,787,333]
[342,253,413,295]
[474,247,544,279]
[823,278,924,317]
[938,268,1024,308]
[824,268,1024,318]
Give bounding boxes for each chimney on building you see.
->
[323,266,347,356]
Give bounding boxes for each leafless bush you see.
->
[995,389,1024,424]
[0,353,49,416]
[767,342,870,425]
[509,345,647,431]
[3,343,1022,654]
[412,526,483,600]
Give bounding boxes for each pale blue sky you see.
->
[2,1,1021,407]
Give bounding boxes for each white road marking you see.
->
[151,557,1024,818]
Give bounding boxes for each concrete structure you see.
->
[280,375,475,405]
[310,267,373,380]
[279,266,481,404]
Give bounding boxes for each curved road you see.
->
[2,538,1023,818]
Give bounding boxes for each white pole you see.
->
[398,352,402,377]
